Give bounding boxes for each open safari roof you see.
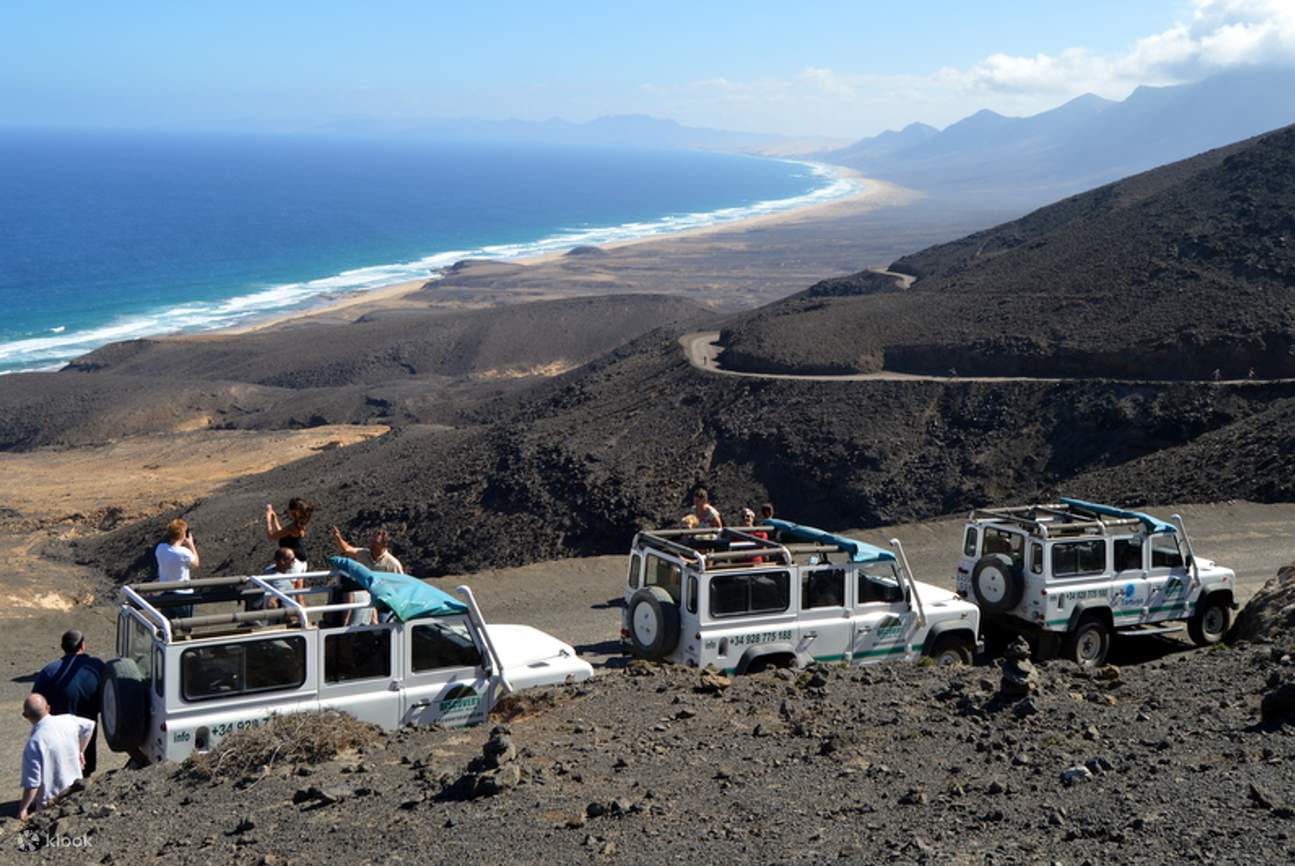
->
[968,497,1178,539]
[633,519,895,571]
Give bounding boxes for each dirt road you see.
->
[682,329,1295,385]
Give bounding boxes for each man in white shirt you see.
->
[17,694,95,819]
[155,517,200,620]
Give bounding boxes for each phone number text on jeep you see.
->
[730,630,793,646]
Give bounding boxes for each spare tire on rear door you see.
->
[970,553,1025,614]
[101,657,150,753]
[627,586,681,660]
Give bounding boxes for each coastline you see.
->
[223,165,905,336]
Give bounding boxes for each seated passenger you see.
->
[739,508,766,564]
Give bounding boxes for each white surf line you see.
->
[682,331,1295,386]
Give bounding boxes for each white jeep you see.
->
[955,498,1237,667]
[621,519,982,672]
[100,558,592,764]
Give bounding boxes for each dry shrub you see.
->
[490,690,558,723]
[185,710,380,780]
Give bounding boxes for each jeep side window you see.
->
[801,568,845,609]
[325,628,392,683]
[1114,537,1144,572]
[645,555,682,602]
[181,636,306,702]
[626,553,642,590]
[963,527,978,556]
[1150,534,1184,569]
[708,571,790,618]
[412,621,483,672]
[1051,539,1107,578]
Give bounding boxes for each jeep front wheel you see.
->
[970,554,1024,614]
[1188,596,1231,646]
[626,586,681,660]
[928,634,974,666]
[1064,618,1111,669]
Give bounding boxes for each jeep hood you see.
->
[912,581,965,607]
[484,624,592,678]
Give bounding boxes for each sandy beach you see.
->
[220,167,913,335]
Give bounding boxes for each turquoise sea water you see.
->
[0,129,853,372]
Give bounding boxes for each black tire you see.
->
[626,586,680,660]
[1188,595,1231,646]
[101,657,149,753]
[970,554,1024,614]
[927,634,974,666]
[1064,617,1112,669]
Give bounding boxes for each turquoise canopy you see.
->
[766,519,896,564]
[329,556,467,621]
[1060,498,1176,535]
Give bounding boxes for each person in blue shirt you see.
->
[32,630,104,776]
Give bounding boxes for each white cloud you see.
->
[636,0,1295,137]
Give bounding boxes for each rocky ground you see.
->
[5,610,1295,866]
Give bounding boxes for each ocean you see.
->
[0,129,854,373]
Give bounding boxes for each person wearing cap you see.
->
[17,694,95,820]
[32,630,104,776]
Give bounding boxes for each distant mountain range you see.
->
[321,113,846,156]
[819,67,1295,206]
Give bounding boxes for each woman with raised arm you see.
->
[264,497,313,572]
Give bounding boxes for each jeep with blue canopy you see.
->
[622,519,982,672]
[100,557,593,765]
[956,498,1238,667]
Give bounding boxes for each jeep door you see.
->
[401,616,492,728]
[1110,535,1150,625]
[318,623,401,729]
[797,567,851,663]
[850,566,915,664]
[1144,533,1191,622]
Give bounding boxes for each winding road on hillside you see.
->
[682,329,1293,386]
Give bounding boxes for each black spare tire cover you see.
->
[971,553,1025,614]
[101,657,150,753]
[627,586,681,659]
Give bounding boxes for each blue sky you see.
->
[3,1,1292,137]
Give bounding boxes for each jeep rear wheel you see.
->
[627,586,680,660]
[970,554,1024,614]
[928,634,974,666]
[1064,618,1111,669]
[101,657,149,753]
[1188,596,1231,646]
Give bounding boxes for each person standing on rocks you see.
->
[16,694,95,820]
[692,488,723,529]
[155,518,199,621]
[265,498,314,572]
[31,630,103,776]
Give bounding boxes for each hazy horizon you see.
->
[4,1,1293,140]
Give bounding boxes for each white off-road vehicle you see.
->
[955,498,1237,667]
[100,557,592,764]
[621,519,982,672]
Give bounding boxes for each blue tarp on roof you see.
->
[766,519,896,564]
[1059,498,1176,535]
[329,556,467,621]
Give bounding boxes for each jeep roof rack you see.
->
[120,567,467,644]
[967,498,1177,539]
[633,525,795,571]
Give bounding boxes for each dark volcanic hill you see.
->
[720,123,1295,380]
